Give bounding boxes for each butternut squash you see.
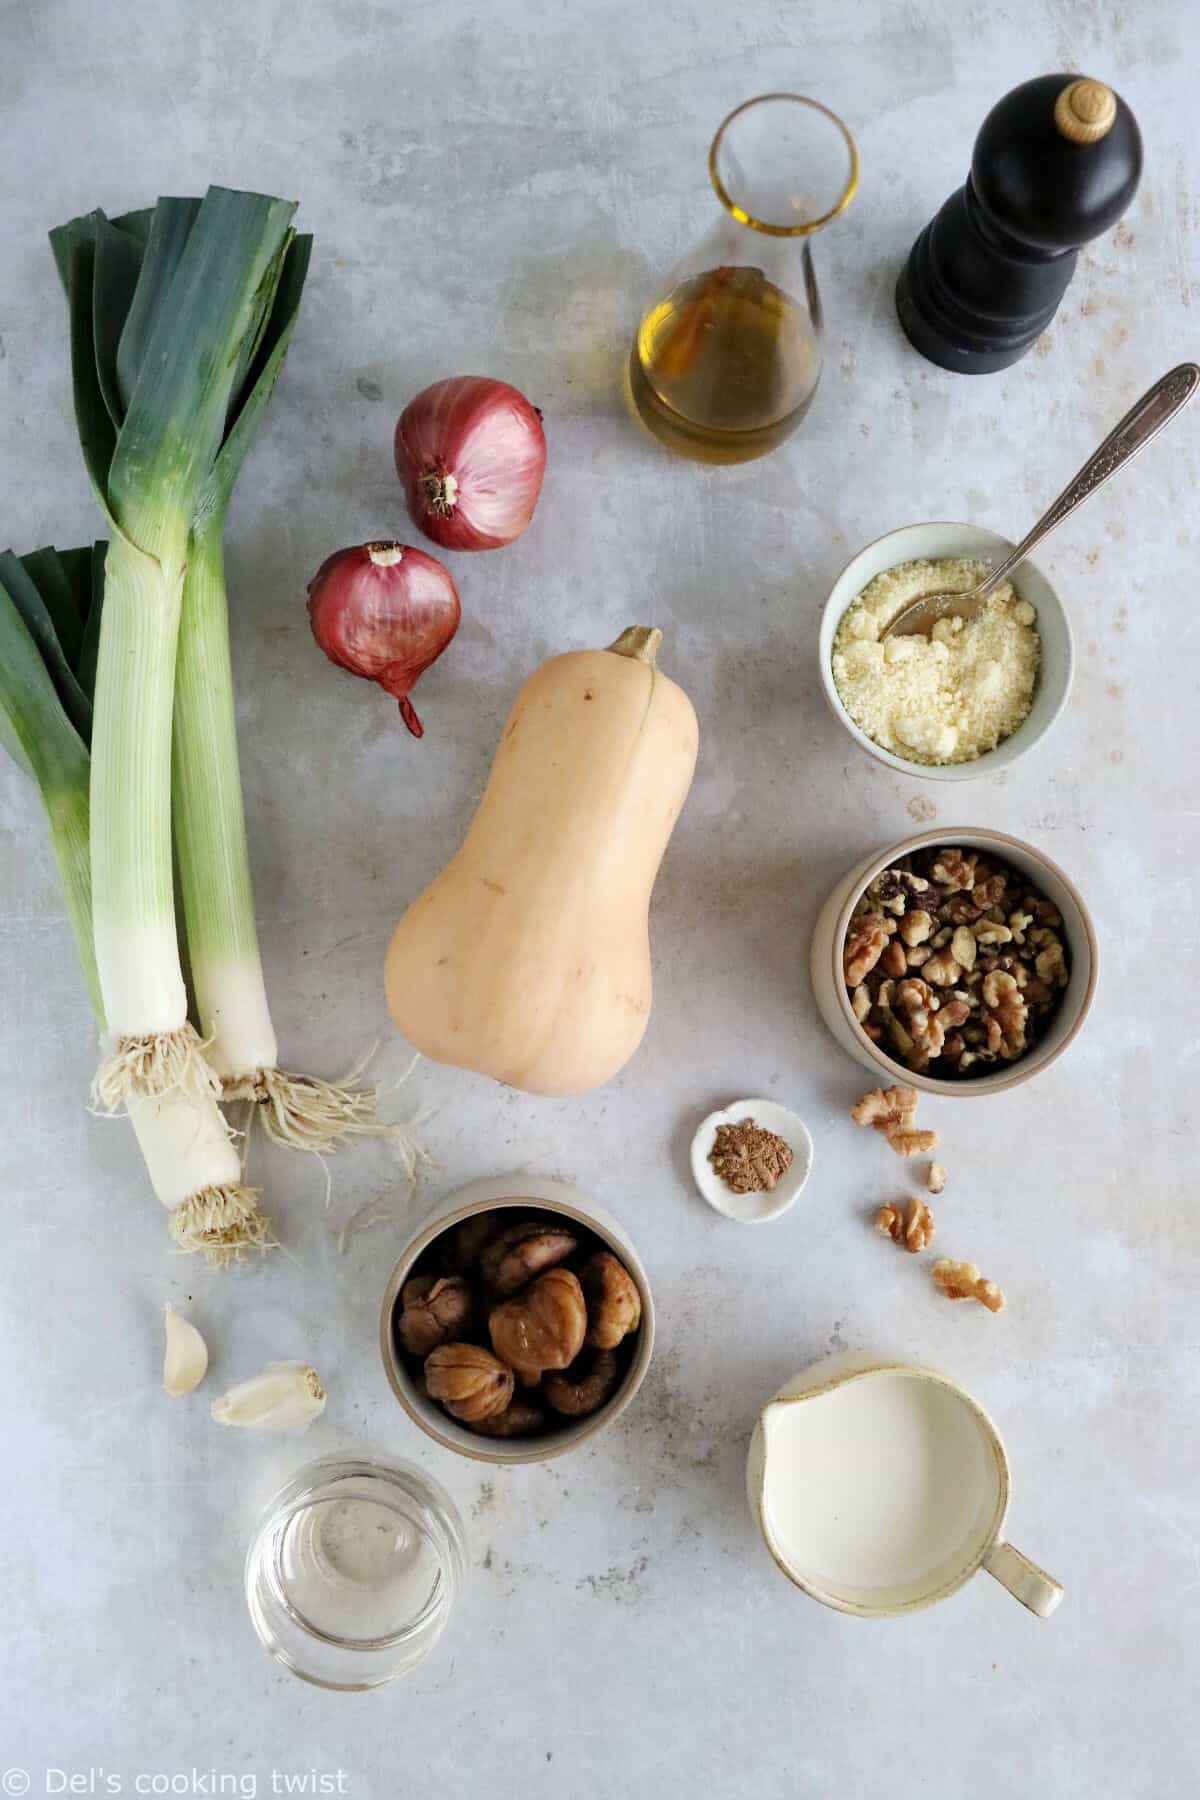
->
[385,626,698,1095]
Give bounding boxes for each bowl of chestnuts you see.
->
[379,1175,654,1464]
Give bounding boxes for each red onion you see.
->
[394,376,547,552]
[307,541,461,738]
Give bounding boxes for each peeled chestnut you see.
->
[489,1266,587,1385]
[395,1275,474,1358]
[468,1397,547,1439]
[425,1342,514,1422]
[444,1210,510,1272]
[580,1251,642,1350]
[543,1350,622,1418]
[481,1220,579,1298]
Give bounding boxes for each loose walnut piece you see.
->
[481,1221,580,1298]
[850,1086,938,1157]
[926,1161,947,1195]
[425,1342,514,1422]
[851,1085,917,1132]
[395,1275,474,1358]
[543,1350,623,1418]
[489,1266,588,1385]
[875,1196,935,1252]
[580,1251,642,1350]
[932,1259,1005,1313]
[886,1126,940,1157]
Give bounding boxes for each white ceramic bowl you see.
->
[818,521,1074,780]
[379,1175,654,1465]
[810,828,1098,1098]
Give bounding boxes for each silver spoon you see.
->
[883,362,1200,639]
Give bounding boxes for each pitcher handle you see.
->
[983,1539,1064,1618]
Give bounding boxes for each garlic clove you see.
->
[162,1304,209,1397]
[210,1361,327,1431]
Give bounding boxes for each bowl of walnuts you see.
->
[379,1175,654,1464]
[810,828,1097,1097]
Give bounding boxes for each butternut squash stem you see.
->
[606,626,662,666]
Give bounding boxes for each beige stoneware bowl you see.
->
[817,520,1074,780]
[379,1175,654,1465]
[809,828,1098,1098]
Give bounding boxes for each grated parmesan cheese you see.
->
[831,557,1040,765]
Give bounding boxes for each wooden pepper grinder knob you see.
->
[896,73,1142,373]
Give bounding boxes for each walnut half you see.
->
[850,1086,939,1157]
[875,1197,935,1252]
[931,1259,1005,1313]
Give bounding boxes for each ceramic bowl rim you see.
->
[753,1361,1011,1617]
[829,827,1099,1097]
[817,520,1075,781]
[379,1187,655,1466]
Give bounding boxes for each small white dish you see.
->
[690,1099,813,1224]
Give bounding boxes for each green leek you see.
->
[0,547,267,1263]
[172,230,395,1150]
[50,187,298,1255]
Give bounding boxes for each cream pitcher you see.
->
[747,1355,1063,1618]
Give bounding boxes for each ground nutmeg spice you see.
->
[708,1118,793,1194]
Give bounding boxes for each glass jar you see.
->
[629,93,858,463]
[244,1452,468,1690]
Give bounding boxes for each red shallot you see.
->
[394,376,546,552]
[306,541,461,738]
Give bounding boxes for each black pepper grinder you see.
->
[896,75,1142,373]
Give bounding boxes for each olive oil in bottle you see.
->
[630,265,821,464]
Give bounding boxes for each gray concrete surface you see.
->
[2,1,1197,1794]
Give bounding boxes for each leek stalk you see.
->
[0,548,268,1263]
[48,188,300,1257]
[171,230,395,1149]
[51,187,297,1125]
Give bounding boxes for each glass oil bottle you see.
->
[630,94,858,464]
